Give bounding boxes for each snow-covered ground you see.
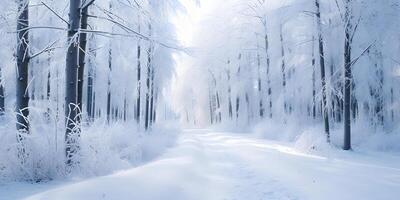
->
[1,129,399,200]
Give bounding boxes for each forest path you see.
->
[19,130,400,200]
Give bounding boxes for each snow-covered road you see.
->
[5,129,400,200]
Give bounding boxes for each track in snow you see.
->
[4,129,400,200]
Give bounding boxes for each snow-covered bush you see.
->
[0,111,179,182]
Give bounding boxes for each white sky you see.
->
[173,0,219,47]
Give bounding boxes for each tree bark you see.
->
[46,71,51,101]
[245,92,250,124]
[149,63,154,126]
[343,0,352,150]
[78,5,90,117]
[144,24,152,130]
[153,88,158,123]
[216,91,221,123]
[265,32,272,119]
[226,60,233,119]
[256,36,264,118]
[391,87,394,122]
[106,2,113,124]
[107,47,112,124]
[208,85,214,124]
[235,53,242,121]
[315,0,330,142]
[86,34,96,122]
[0,66,4,116]
[123,92,127,122]
[135,17,142,124]
[280,25,288,114]
[65,0,82,166]
[16,0,30,135]
[312,34,316,119]
[45,68,51,118]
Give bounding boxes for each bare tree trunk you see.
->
[371,49,384,126]
[245,92,250,124]
[343,0,352,150]
[46,70,51,101]
[46,51,51,105]
[65,0,82,166]
[16,0,30,132]
[86,69,94,122]
[144,24,152,130]
[92,92,96,119]
[56,58,60,121]
[0,66,4,116]
[256,35,264,118]
[136,42,141,124]
[235,97,240,121]
[209,71,221,123]
[135,17,142,124]
[149,63,154,126]
[78,5,90,118]
[29,54,35,102]
[106,3,113,124]
[86,33,96,122]
[329,61,336,121]
[153,88,158,123]
[123,90,127,122]
[376,66,384,125]
[235,53,242,121]
[391,87,394,122]
[39,59,44,101]
[107,47,112,124]
[311,34,317,119]
[226,60,233,119]
[114,107,119,121]
[216,91,221,123]
[351,81,358,120]
[280,25,287,114]
[185,109,190,124]
[208,85,214,124]
[328,19,341,123]
[265,32,273,119]
[315,0,330,142]
[45,68,51,119]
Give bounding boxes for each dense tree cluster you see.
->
[180,0,400,149]
[0,0,180,176]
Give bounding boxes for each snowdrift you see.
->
[0,112,179,182]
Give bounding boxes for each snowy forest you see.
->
[0,0,399,199]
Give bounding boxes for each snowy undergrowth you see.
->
[0,110,179,183]
[252,118,400,155]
